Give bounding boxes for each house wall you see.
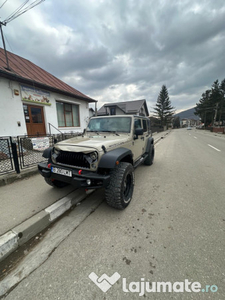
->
[115,107,125,115]
[0,78,27,136]
[0,78,90,136]
[89,109,95,118]
[50,94,89,134]
[138,105,148,116]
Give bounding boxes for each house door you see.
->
[23,104,46,136]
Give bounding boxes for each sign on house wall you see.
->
[21,85,51,105]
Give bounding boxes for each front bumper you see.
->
[38,162,110,189]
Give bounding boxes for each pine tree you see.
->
[153,85,174,128]
[195,89,212,126]
[195,79,225,127]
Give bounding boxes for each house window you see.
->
[56,102,80,127]
[110,107,116,115]
[148,119,151,133]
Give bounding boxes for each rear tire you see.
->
[44,178,68,188]
[105,162,134,210]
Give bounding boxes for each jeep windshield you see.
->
[87,117,131,133]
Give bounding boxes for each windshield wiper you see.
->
[86,130,99,135]
[99,131,120,136]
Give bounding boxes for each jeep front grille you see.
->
[56,151,90,169]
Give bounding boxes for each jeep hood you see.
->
[55,134,131,153]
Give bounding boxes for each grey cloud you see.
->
[1,0,225,111]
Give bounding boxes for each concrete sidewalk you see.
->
[0,130,168,263]
[0,174,93,262]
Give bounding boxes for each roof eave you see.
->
[0,70,97,103]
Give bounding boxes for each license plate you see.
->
[51,167,72,177]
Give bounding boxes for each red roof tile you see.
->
[0,47,96,102]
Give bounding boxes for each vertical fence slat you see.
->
[0,137,15,174]
[10,137,20,174]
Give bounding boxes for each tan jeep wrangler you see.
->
[38,115,154,209]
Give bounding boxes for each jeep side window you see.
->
[134,119,142,129]
[147,119,151,134]
[142,119,147,132]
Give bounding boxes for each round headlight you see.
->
[90,151,98,161]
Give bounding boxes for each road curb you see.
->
[154,131,170,144]
[0,167,39,187]
[0,189,94,262]
[154,137,163,144]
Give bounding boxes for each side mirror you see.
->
[135,128,143,136]
[134,128,143,139]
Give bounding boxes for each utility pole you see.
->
[218,94,225,126]
[213,103,219,127]
[0,22,10,70]
[0,0,45,70]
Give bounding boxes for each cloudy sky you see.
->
[1,0,225,113]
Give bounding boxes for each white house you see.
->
[97,99,149,117]
[0,48,97,137]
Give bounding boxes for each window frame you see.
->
[134,118,142,130]
[134,117,151,134]
[56,101,80,127]
[110,107,116,115]
[142,119,148,132]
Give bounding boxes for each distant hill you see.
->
[175,107,199,120]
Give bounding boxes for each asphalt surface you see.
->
[1,128,225,299]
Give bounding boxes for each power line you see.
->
[0,0,8,9]
[0,0,45,69]
[3,0,30,24]
[3,0,45,24]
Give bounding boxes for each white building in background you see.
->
[0,48,97,137]
[97,99,149,117]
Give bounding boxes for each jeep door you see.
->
[132,117,148,160]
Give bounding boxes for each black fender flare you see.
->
[145,137,154,153]
[42,147,53,158]
[98,147,133,169]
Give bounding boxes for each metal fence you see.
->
[17,135,54,170]
[0,137,14,174]
[0,132,81,175]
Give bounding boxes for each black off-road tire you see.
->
[44,177,68,188]
[105,162,134,210]
[144,144,154,166]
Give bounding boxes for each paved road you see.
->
[186,128,225,153]
[2,129,225,299]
